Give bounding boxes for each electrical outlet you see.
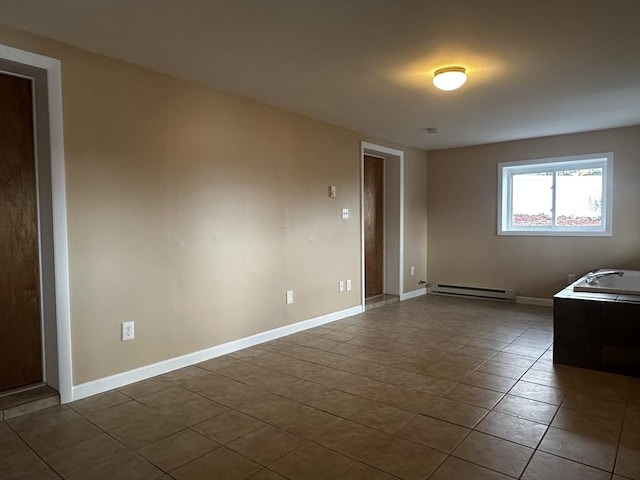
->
[410,266,415,276]
[341,208,349,219]
[338,281,345,292]
[122,321,135,341]
[346,279,352,291]
[286,290,294,304]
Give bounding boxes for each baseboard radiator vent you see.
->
[429,283,516,302]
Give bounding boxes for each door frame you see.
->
[360,141,404,308]
[0,44,73,403]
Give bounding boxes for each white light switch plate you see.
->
[286,290,294,304]
[346,279,352,291]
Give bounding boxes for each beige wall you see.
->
[0,27,428,384]
[427,126,640,298]
[403,153,428,289]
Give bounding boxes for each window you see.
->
[498,153,613,236]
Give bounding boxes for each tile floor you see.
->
[1,295,639,480]
[365,294,400,311]
[0,385,59,421]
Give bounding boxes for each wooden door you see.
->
[364,155,384,298]
[0,72,43,392]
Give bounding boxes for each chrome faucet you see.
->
[586,270,625,285]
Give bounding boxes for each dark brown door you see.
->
[0,72,43,392]
[364,155,384,298]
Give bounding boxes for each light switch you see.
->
[346,279,352,291]
[329,186,336,198]
[286,290,294,304]
[341,208,349,219]
[411,266,415,276]
[338,281,345,292]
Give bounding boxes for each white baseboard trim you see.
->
[516,296,553,307]
[71,304,363,402]
[400,288,427,301]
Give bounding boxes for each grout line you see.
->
[4,409,72,480]
[611,398,630,478]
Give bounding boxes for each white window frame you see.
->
[497,153,613,236]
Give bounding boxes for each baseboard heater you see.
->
[429,283,516,301]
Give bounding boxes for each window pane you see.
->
[555,168,603,226]
[512,172,552,226]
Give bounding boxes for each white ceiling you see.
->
[1,0,639,150]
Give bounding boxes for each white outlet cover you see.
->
[122,321,135,341]
[338,281,345,292]
[411,266,415,276]
[341,208,349,219]
[286,290,294,304]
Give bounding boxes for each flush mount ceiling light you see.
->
[433,66,467,91]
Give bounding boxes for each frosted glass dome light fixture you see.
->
[433,66,467,91]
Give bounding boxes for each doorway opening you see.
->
[0,44,72,404]
[360,142,403,310]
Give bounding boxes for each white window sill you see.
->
[497,230,612,237]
